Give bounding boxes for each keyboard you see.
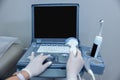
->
[37,44,70,53]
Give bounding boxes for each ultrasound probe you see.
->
[90,19,104,58]
[65,37,78,57]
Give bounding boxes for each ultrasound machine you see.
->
[17,3,105,78]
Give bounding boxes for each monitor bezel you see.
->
[31,3,80,43]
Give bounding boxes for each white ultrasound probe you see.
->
[66,37,78,56]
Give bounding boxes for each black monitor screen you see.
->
[32,4,79,38]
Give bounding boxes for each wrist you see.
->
[12,70,30,80]
[22,68,32,78]
[20,70,30,80]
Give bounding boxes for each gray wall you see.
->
[0,0,120,80]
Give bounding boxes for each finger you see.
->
[41,54,51,62]
[69,51,76,59]
[69,51,74,56]
[40,53,44,56]
[78,48,82,55]
[69,49,82,60]
[76,48,82,56]
[31,52,35,55]
[44,54,51,59]
[76,49,84,61]
[35,53,46,59]
[34,53,44,58]
[43,61,52,69]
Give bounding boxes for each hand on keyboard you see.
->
[22,53,52,78]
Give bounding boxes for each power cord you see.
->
[78,73,81,80]
[84,58,95,80]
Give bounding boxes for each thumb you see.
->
[43,61,52,69]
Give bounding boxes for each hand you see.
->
[22,53,52,78]
[67,48,84,80]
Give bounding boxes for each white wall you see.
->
[0,0,120,80]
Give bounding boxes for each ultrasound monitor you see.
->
[32,4,79,40]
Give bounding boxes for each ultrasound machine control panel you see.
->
[17,44,105,78]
